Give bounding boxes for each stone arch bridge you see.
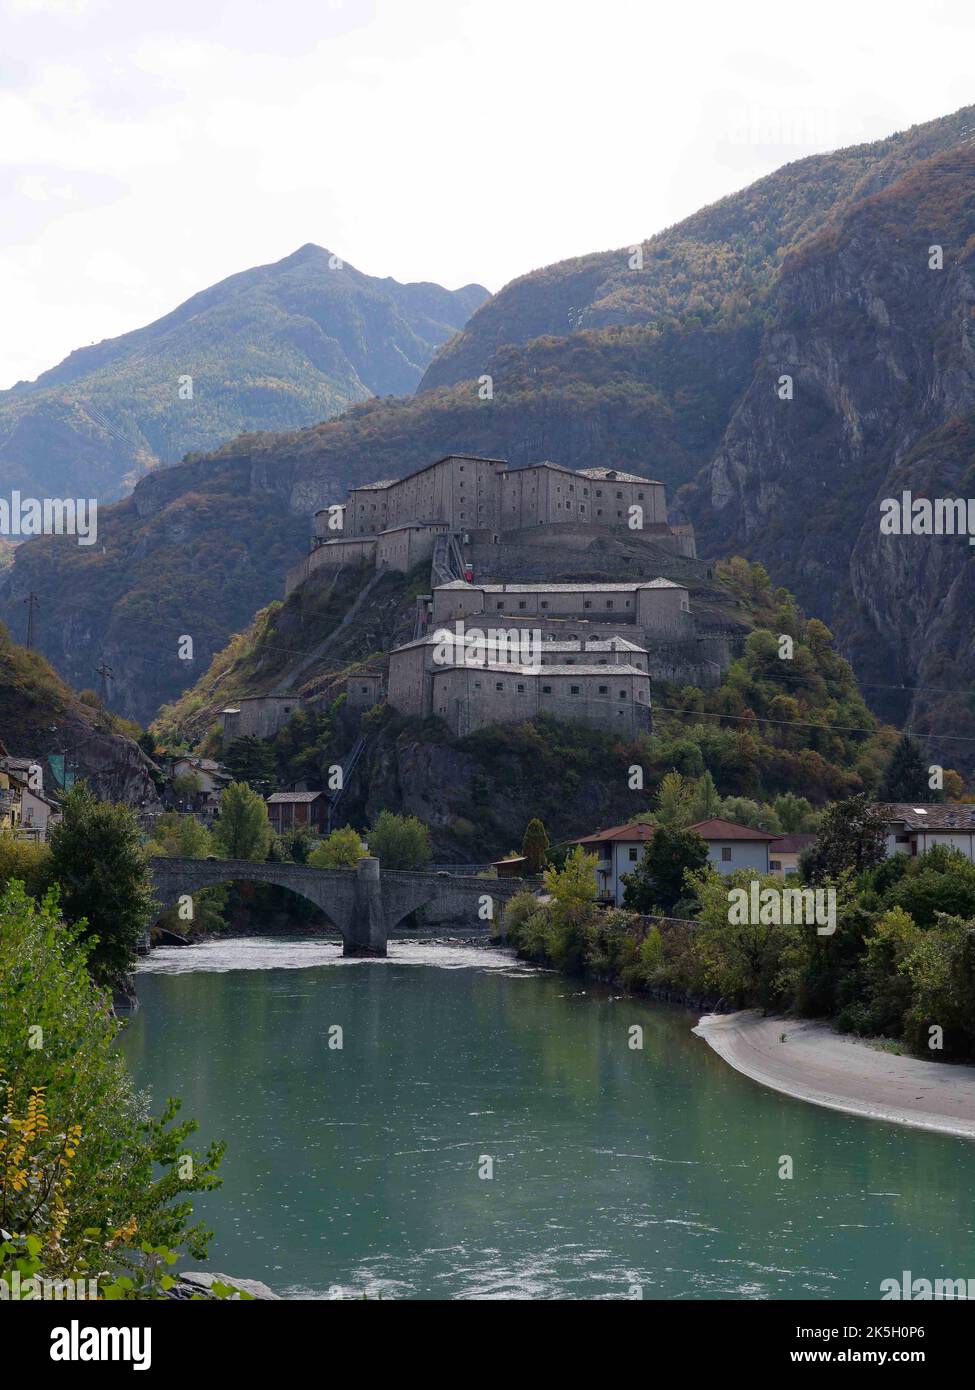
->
[149,856,531,957]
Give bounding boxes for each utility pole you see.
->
[23,592,38,649]
[95,660,114,705]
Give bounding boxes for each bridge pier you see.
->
[344,856,387,957]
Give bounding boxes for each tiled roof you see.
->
[575,466,663,485]
[687,818,780,841]
[434,580,684,593]
[395,633,648,654]
[768,833,818,853]
[875,803,975,829]
[437,663,649,677]
[266,791,326,803]
[574,822,657,844]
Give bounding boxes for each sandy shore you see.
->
[695,1011,975,1139]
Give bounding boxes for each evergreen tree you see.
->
[521,817,550,874]
[689,770,721,822]
[655,771,692,827]
[222,736,277,790]
[621,826,708,915]
[47,782,157,986]
[880,734,934,802]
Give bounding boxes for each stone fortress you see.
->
[239,454,738,743]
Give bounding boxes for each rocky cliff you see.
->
[0,623,160,804]
[684,145,975,770]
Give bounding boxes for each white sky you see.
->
[1,0,973,388]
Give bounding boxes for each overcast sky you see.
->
[1,0,973,388]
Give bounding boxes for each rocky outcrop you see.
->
[170,1271,280,1300]
[685,146,975,770]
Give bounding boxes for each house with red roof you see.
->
[573,816,780,904]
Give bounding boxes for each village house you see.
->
[875,803,975,860]
[266,790,328,835]
[768,833,817,877]
[0,745,59,842]
[573,817,780,905]
[171,756,232,813]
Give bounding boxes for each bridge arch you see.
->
[149,857,532,957]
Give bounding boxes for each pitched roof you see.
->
[874,803,975,830]
[434,579,685,593]
[768,833,818,853]
[687,818,780,841]
[575,466,663,485]
[574,822,657,844]
[266,791,326,804]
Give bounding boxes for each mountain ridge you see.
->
[0,245,488,501]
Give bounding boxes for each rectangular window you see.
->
[570,685,580,694]
[517,683,525,693]
[619,689,627,699]
[606,599,614,609]
[496,600,504,609]
[541,600,549,609]
[598,684,608,693]
[495,681,504,691]
[770,860,781,871]
[584,600,592,609]
[721,847,732,862]
[628,848,638,861]
[542,684,552,694]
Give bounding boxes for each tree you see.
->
[147,811,215,859]
[367,811,432,870]
[804,795,888,884]
[47,783,157,987]
[622,826,708,915]
[693,868,801,1012]
[171,771,202,801]
[0,881,223,1285]
[654,771,692,827]
[521,818,550,874]
[221,736,276,789]
[309,826,368,869]
[212,781,271,861]
[773,792,819,833]
[0,829,51,899]
[539,847,600,972]
[879,734,934,802]
[689,770,721,823]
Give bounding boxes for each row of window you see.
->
[493,597,632,610]
[467,679,641,698]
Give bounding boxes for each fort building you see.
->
[285,453,696,592]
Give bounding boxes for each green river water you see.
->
[121,937,975,1300]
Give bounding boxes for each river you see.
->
[121,937,975,1300]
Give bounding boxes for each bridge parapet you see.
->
[149,858,537,956]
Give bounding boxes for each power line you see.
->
[23,592,38,649]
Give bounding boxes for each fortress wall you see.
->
[285,538,376,593]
